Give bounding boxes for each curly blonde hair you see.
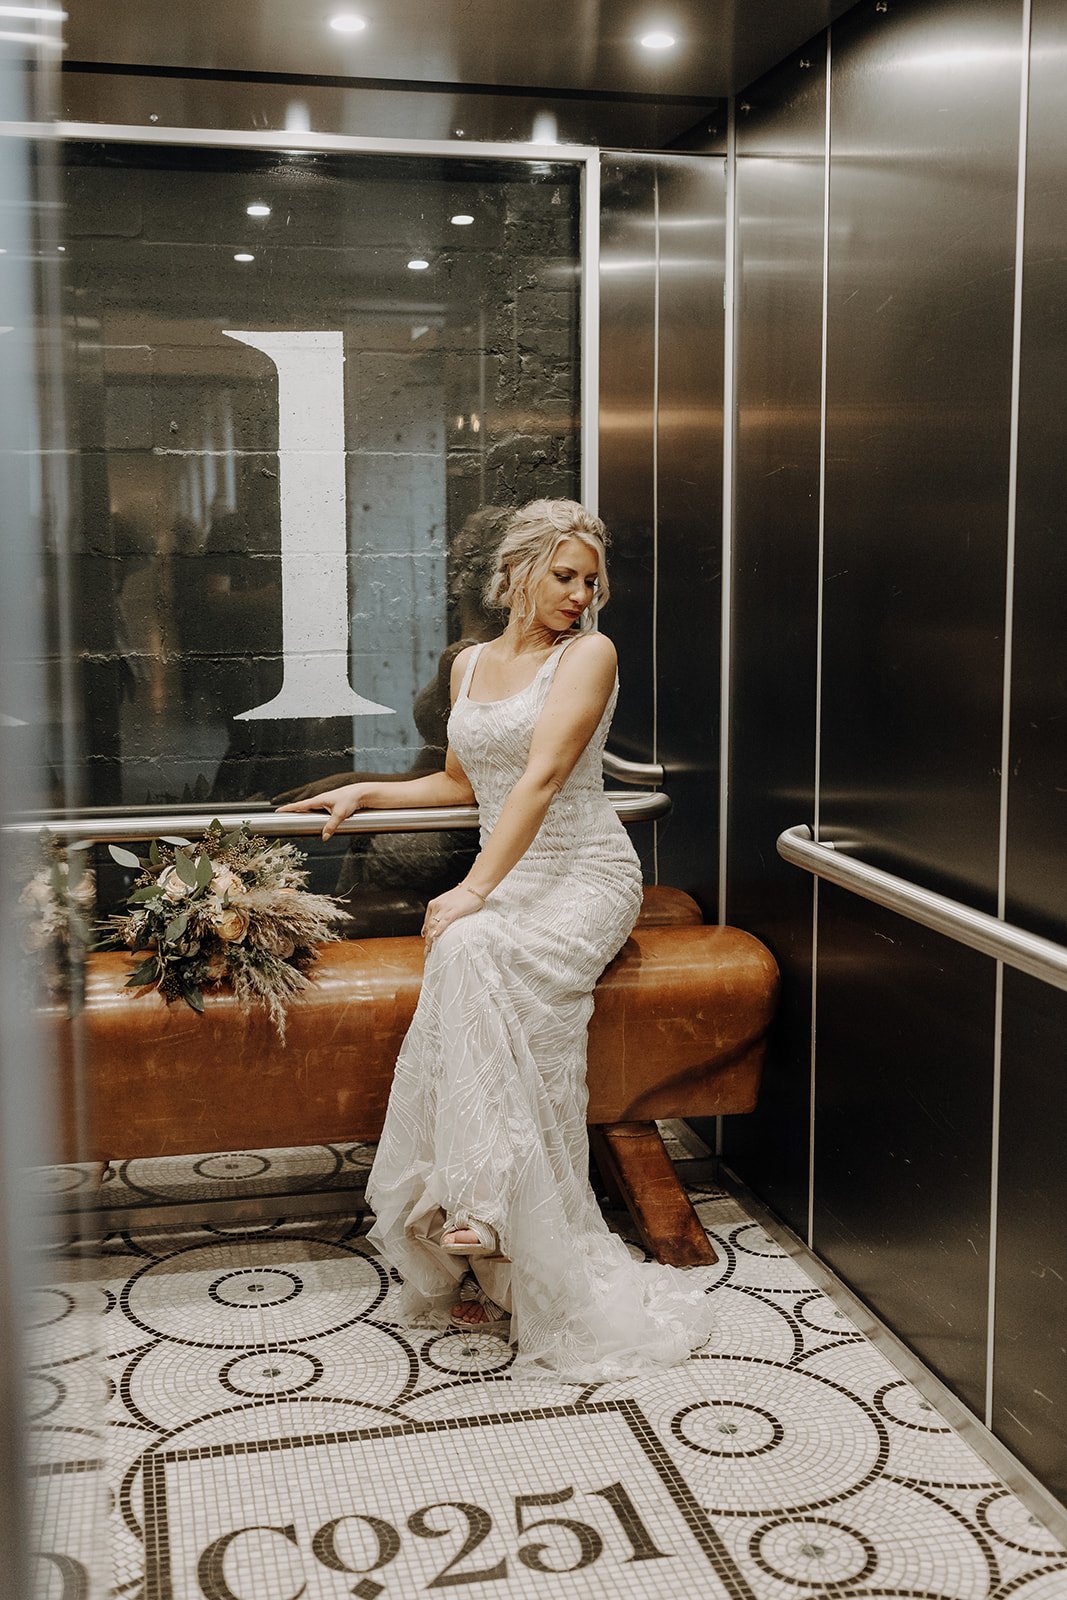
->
[484,499,610,631]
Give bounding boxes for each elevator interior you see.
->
[2,0,1066,1587]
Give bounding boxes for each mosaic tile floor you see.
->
[27,1142,1067,1600]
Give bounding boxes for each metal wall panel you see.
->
[719,52,826,1233]
[820,0,1020,909]
[599,152,725,897]
[994,970,1067,1504]
[1005,0,1067,946]
[654,155,725,910]
[598,155,657,878]
[993,0,1067,1505]
[813,887,995,1416]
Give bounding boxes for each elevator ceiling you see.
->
[64,0,856,102]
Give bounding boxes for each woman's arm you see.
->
[422,634,617,945]
[277,647,478,839]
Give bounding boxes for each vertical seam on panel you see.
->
[581,152,601,514]
[987,0,1032,1429]
[719,101,737,933]
[652,166,661,885]
[717,103,738,1157]
[809,26,833,1251]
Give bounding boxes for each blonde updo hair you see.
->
[484,499,610,631]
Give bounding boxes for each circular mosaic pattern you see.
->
[659,1357,889,1516]
[796,1293,853,1336]
[711,1286,802,1363]
[220,1349,324,1398]
[992,1566,1067,1599]
[122,1239,386,1348]
[732,1222,784,1259]
[208,1267,302,1309]
[423,1329,516,1376]
[25,1288,74,1330]
[119,1144,343,1202]
[25,1372,65,1421]
[672,1400,783,1459]
[29,1165,93,1195]
[750,1515,878,1589]
[978,1490,1065,1557]
[194,1152,270,1181]
[874,1380,951,1434]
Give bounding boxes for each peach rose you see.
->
[210,864,243,899]
[210,904,250,943]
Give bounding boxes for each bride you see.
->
[280,498,715,1379]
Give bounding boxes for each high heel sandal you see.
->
[449,1283,512,1337]
[441,1215,506,1260]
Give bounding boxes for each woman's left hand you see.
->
[421,885,483,950]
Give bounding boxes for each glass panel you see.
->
[60,141,581,929]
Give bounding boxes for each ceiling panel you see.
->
[65,0,857,100]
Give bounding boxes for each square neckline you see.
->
[462,637,575,706]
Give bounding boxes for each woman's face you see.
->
[529,536,600,632]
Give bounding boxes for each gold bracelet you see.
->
[461,883,487,906]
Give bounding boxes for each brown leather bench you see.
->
[50,887,778,1266]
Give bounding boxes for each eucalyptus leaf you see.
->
[160,835,191,847]
[148,838,159,866]
[174,850,198,888]
[126,957,158,986]
[128,885,162,904]
[195,853,214,890]
[183,985,205,1015]
[165,912,189,943]
[220,829,243,849]
[108,844,143,870]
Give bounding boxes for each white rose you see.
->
[157,866,190,902]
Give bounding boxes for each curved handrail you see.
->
[778,824,1067,995]
[5,790,670,844]
[602,749,665,786]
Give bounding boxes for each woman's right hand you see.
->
[276,783,370,840]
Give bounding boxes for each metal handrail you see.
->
[602,749,664,786]
[778,824,1067,995]
[5,790,670,844]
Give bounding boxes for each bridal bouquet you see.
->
[101,821,347,1038]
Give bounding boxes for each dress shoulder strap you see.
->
[456,641,485,701]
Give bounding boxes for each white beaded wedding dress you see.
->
[366,636,716,1380]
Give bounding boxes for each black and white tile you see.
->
[26,1149,1067,1599]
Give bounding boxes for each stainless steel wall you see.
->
[714,0,1067,1504]
[598,152,725,903]
[994,0,1067,1505]
[720,51,826,1234]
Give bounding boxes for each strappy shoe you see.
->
[441,1215,506,1260]
[449,1284,512,1337]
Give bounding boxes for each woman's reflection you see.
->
[274,507,511,934]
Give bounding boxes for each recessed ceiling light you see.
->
[329,12,366,32]
[640,30,677,50]
[407,258,430,271]
[246,203,271,218]
[450,214,474,226]
[234,252,255,263]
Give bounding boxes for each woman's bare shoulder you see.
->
[562,631,617,670]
